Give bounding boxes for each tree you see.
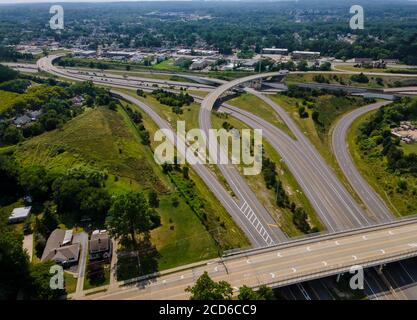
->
[182,166,189,180]
[19,165,51,201]
[2,125,23,145]
[238,284,274,300]
[238,285,259,300]
[186,272,233,300]
[298,106,309,118]
[312,111,320,123]
[0,154,20,198]
[0,64,18,83]
[148,190,159,208]
[0,225,30,299]
[106,192,160,247]
[257,285,274,300]
[28,261,66,300]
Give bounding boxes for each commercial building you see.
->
[262,48,288,55]
[291,51,321,60]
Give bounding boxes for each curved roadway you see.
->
[201,74,378,233]
[332,101,395,221]
[37,55,284,247]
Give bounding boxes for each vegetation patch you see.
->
[349,98,417,216]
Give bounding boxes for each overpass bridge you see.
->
[86,217,417,300]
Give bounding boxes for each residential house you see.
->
[89,230,112,261]
[41,229,80,267]
[13,115,32,127]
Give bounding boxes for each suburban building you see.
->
[8,206,31,224]
[71,95,85,107]
[13,115,32,127]
[391,121,417,144]
[291,51,321,60]
[41,229,80,267]
[89,230,112,261]
[73,50,97,58]
[262,48,288,55]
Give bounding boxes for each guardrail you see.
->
[255,247,417,290]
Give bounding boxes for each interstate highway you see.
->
[84,218,417,300]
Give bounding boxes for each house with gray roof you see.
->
[41,229,80,267]
[89,230,112,261]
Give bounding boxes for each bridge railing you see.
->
[254,247,417,289]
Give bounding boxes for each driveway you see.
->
[23,234,33,262]
[72,232,89,297]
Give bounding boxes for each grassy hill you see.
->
[14,105,221,270]
[0,90,19,114]
[15,106,167,194]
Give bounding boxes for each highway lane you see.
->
[37,55,218,92]
[199,73,289,246]
[112,91,276,247]
[199,72,375,232]
[217,103,363,231]
[245,89,389,225]
[37,56,285,247]
[332,101,395,222]
[64,69,216,92]
[84,218,417,300]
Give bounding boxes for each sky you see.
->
[0,0,195,3]
[0,0,197,3]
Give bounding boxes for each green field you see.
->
[15,106,167,194]
[226,93,294,138]
[348,112,417,217]
[401,142,417,155]
[0,90,19,113]
[153,59,185,72]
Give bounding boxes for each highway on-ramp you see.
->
[37,56,286,247]
[332,101,395,221]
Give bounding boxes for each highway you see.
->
[37,55,288,247]
[332,101,395,222]
[37,56,398,237]
[36,55,219,92]
[83,218,417,300]
[199,72,290,246]
[200,73,379,232]
[216,102,370,231]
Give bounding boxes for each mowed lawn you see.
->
[227,93,294,138]
[0,90,19,114]
[14,105,220,269]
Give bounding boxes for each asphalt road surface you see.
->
[218,103,370,231]
[38,55,284,247]
[332,101,395,222]
[84,219,417,300]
